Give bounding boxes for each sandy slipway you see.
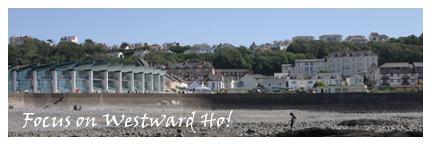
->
[8,109,423,137]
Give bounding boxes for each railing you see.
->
[57,75,71,79]
[77,75,89,79]
[122,76,131,80]
[38,85,52,88]
[93,75,104,79]
[381,75,389,79]
[17,75,33,80]
[108,85,117,88]
[108,76,117,80]
[58,85,71,88]
[402,75,410,79]
[93,85,103,88]
[37,75,52,79]
[76,85,89,88]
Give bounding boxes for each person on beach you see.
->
[289,112,296,131]
[174,129,184,137]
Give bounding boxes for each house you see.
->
[281,64,295,73]
[346,73,364,86]
[270,40,291,51]
[184,43,213,54]
[107,52,124,58]
[150,45,164,50]
[187,81,203,91]
[286,73,309,90]
[292,36,315,41]
[319,34,343,42]
[60,36,78,43]
[162,42,180,49]
[235,74,258,90]
[214,69,249,81]
[154,61,215,77]
[344,35,368,44]
[9,35,33,45]
[369,32,389,42]
[133,50,151,58]
[378,62,422,88]
[207,74,223,91]
[365,62,380,87]
[212,43,234,49]
[312,72,342,86]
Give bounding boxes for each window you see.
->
[397,79,400,83]
[292,81,296,84]
[279,83,282,86]
[308,81,313,84]
[411,79,415,83]
[391,79,394,83]
[390,73,393,77]
[196,69,201,73]
[397,73,400,77]
[238,81,244,87]
[310,62,314,65]
[268,83,271,87]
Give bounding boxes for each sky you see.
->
[8,8,423,47]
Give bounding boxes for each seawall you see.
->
[8,93,423,112]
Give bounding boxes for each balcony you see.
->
[134,76,143,80]
[76,85,89,88]
[38,85,52,88]
[77,75,89,79]
[108,75,117,80]
[37,75,52,79]
[402,81,410,86]
[58,85,71,88]
[381,75,389,79]
[57,75,71,79]
[93,75,104,79]
[122,86,130,89]
[381,82,390,86]
[122,76,131,80]
[17,75,33,80]
[108,85,117,88]
[93,84,103,88]
[402,75,410,79]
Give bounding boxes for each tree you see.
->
[313,81,328,88]
[120,42,128,49]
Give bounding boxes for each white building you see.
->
[9,61,166,93]
[369,32,389,42]
[319,34,343,42]
[235,74,258,90]
[9,35,33,45]
[60,36,78,43]
[326,51,378,77]
[184,43,213,54]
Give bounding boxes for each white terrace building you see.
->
[8,61,166,93]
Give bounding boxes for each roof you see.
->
[90,62,110,71]
[327,51,378,57]
[121,65,135,73]
[105,63,123,72]
[32,62,58,71]
[258,79,284,86]
[287,73,305,80]
[49,61,78,71]
[250,74,267,79]
[295,59,325,62]
[349,73,362,79]
[380,62,411,68]
[413,62,423,67]
[282,64,295,67]
[69,61,95,71]
[274,73,289,79]
[14,63,39,72]
[214,69,249,73]
[312,72,342,80]
[370,33,379,36]
[320,34,342,37]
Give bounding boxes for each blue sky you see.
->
[8,8,423,47]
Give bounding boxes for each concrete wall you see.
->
[8,93,423,112]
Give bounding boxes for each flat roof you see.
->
[380,62,411,67]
